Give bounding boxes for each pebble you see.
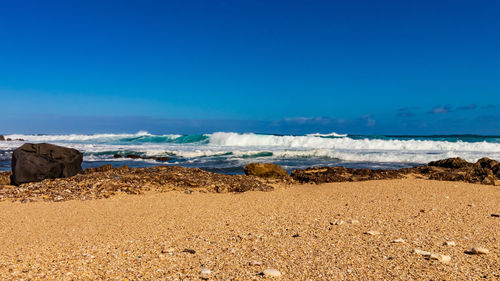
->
[443,241,456,246]
[491,214,500,218]
[331,219,345,225]
[430,253,452,264]
[471,247,489,255]
[200,268,211,279]
[249,260,262,266]
[392,238,405,243]
[413,249,431,256]
[182,248,196,254]
[365,230,381,235]
[262,268,281,277]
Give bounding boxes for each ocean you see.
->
[1,131,500,174]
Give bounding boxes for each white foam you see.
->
[208,132,500,152]
[2,132,500,166]
[306,132,348,137]
[3,131,181,142]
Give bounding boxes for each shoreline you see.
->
[2,156,500,203]
[1,179,498,280]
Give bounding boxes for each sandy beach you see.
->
[0,179,498,280]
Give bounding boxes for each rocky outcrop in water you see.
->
[11,143,83,185]
[0,135,4,141]
[112,154,169,162]
[292,157,500,186]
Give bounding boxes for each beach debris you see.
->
[430,253,452,264]
[331,219,345,225]
[249,260,262,266]
[392,238,405,243]
[413,249,431,256]
[262,268,281,277]
[443,241,456,246]
[182,248,196,254]
[413,249,451,263]
[491,214,499,217]
[365,230,381,235]
[200,268,211,279]
[348,219,360,224]
[471,247,489,255]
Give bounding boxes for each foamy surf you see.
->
[1,131,500,173]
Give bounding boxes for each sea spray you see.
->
[1,131,500,173]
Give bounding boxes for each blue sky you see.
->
[0,0,499,134]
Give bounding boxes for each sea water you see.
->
[1,131,500,174]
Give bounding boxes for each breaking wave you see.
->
[1,131,500,172]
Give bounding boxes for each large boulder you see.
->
[11,143,83,185]
[0,135,4,141]
[243,163,290,179]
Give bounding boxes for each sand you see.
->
[0,179,498,280]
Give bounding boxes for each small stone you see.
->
[262,268,281,277]
[182,248,196,254]
[365,230,381,235]
[348,219,360,224]
[249,260,262,266]
[491,214,500,218]
[200,268,211,279]
[443,241,456,246]
[392,238,405,243]
[413,249,431,256]
[471,247,489,255]
[430,253,452,264]
[331,219,345,225]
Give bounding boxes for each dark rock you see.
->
[293,157,500,186]
[428,157,471,169]
[11,143,83,185]
[481,176,496,185]
[144,156,169,162]
[243,163,290,179]
[0,135,4,141]
[125,154,142,159]
[6,138,12,141]
[291,166,402,184]
[113,154,123,158]
[475,157,500,177]
[84,164,114,174]
[182,248,196,254]
[0,171,11,185]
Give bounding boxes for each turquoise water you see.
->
[1,132,500,174]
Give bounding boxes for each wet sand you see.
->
[0,179,498,280]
